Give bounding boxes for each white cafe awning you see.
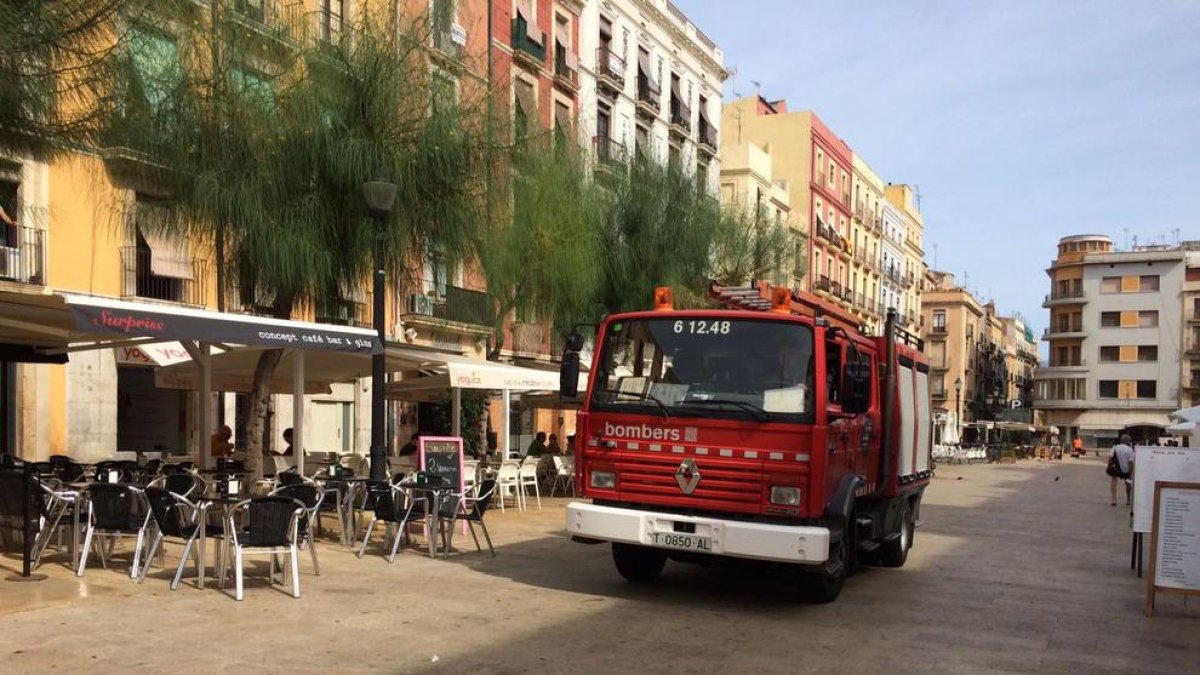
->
[114,341,216,367]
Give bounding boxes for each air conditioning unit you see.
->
[407,293,434,316]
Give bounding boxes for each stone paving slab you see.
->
[0,459,1196,674]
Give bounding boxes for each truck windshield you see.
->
[591,318,815,423]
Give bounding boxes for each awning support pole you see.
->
[294,350,305,476]
[198,343,211,470]
[452,387,462,437]
[502,389,511,460]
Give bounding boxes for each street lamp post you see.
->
[363,181,398,482]
[954,376,963,425]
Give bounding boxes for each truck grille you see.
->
[615,452,763,511]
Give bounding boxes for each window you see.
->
[1099,346,1119,362]
[1100,277,1120,293]
[431,70,458,112]
[596,104,611,158]
[1138,345,1158,362]
[514,77,536,138]
[553,100,571,149]
[932,310,946,329]
[321,0,345,42]
[1136,380,1156,399]
[232,67,273,109]
[1138,311,1158,327]
[1100,312,1119,327]
[1098,380,1118,398]
[1139,275,1159,292]
[129,25,181,114]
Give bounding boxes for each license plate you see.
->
[650,531,712,553]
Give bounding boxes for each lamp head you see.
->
[362,181,398,218]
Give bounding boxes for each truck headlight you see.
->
[770,486,801,506]
[590,471,616,489]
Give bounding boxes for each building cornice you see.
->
[628,0,728,82]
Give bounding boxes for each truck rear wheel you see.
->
[612,543,667,583]
[879,501,913,568]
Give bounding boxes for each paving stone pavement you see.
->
[0,457,1196,674]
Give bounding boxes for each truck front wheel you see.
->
[612,543,667,582]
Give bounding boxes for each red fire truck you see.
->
[558,282,933,602]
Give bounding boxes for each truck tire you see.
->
[802,519,850,603]
[612,543,667,583]
[879,500,913,568]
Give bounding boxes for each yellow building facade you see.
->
[0,0,497,462]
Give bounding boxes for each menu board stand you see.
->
[419,436,466,534]
[1145,481,1200,617]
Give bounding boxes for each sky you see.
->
[677,0,1200,338]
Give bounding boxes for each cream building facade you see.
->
[576,0,727,193]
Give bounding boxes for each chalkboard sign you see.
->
[419,436,464,494]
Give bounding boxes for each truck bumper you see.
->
[565,501,830,564]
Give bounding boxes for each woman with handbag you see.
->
[1106,434,1135,506]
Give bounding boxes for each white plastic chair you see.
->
[517,457,541,510]
[550,456,575,497]
[462,460,479,494]
[494,461,522,512]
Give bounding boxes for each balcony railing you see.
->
[433,29,460,59]
[512,323,551,357]
[594,135,626,165]
[697,117,717,153]
[554,45,579,90]
[1189,310,1200,323]
[597,47,625,90]
[1183,378,1200,390]
[404,281,491,327]
[815,276,832,293]
[931,325,947,334]
[511,16,546,66]
[120,246,208,306]
[0,226,46,285]
[636,75,660,114]
[669,97,691,134]
[313,297,370,328]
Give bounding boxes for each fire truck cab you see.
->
[560,284,932,602]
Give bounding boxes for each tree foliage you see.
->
[479,134,603,358]
[0,0,132,156]
[100,9,488,477]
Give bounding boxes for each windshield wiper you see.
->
[681,398,769,421]
[593,388,671,419]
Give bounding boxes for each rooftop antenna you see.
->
[932,242,938,270]
[1122,227,1129,251]
[729,65,739,98]
[913,184,923,211]
[750,79,762,100]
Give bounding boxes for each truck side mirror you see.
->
[564,330,585,353]
[841,362,871,414]
[560,351,580,398]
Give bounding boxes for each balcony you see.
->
[0,226,46,286]
[596,47,625,93]
[697,116,717,156]
[1187,339,1200,358]
[932,388,947,400]
[511,16,546,70]
[432,29,461,61]
[829,280,843,298]
[636,76,660,117]
[814,276,832,294]
[1183,378,1200,391]
[1042,289,1086,307]
[1042,325,1087,341]
[310,295,369,328]
[668,97,691,137]
[403,282,491,328]
[1189,310,1200,323]
[512,323,551,359]
[853,200,864,222]
[593,135,627,166]
[120,246,208,306]
[928,325,948,339]
[553,45,579,92]
[930,362,949,372]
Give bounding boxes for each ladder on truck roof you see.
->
[708,280,868,334]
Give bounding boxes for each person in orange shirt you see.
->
[1071,436,1083,458]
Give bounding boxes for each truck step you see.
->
[857,540,881,553]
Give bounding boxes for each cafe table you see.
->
[194,491,246,590]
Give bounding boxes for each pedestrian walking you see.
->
[1106,434,1134,507]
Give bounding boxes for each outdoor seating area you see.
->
[0,451,557,601]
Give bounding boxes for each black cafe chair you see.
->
[269,484,323,575]
[138,486,221,589]
[77,483,152,578]
[223,496,306,601]
[440,479,498,557]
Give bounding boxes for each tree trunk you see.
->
[487,296,517,361]
[243,348,284,481]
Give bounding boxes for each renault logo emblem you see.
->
[674,458,701,495]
